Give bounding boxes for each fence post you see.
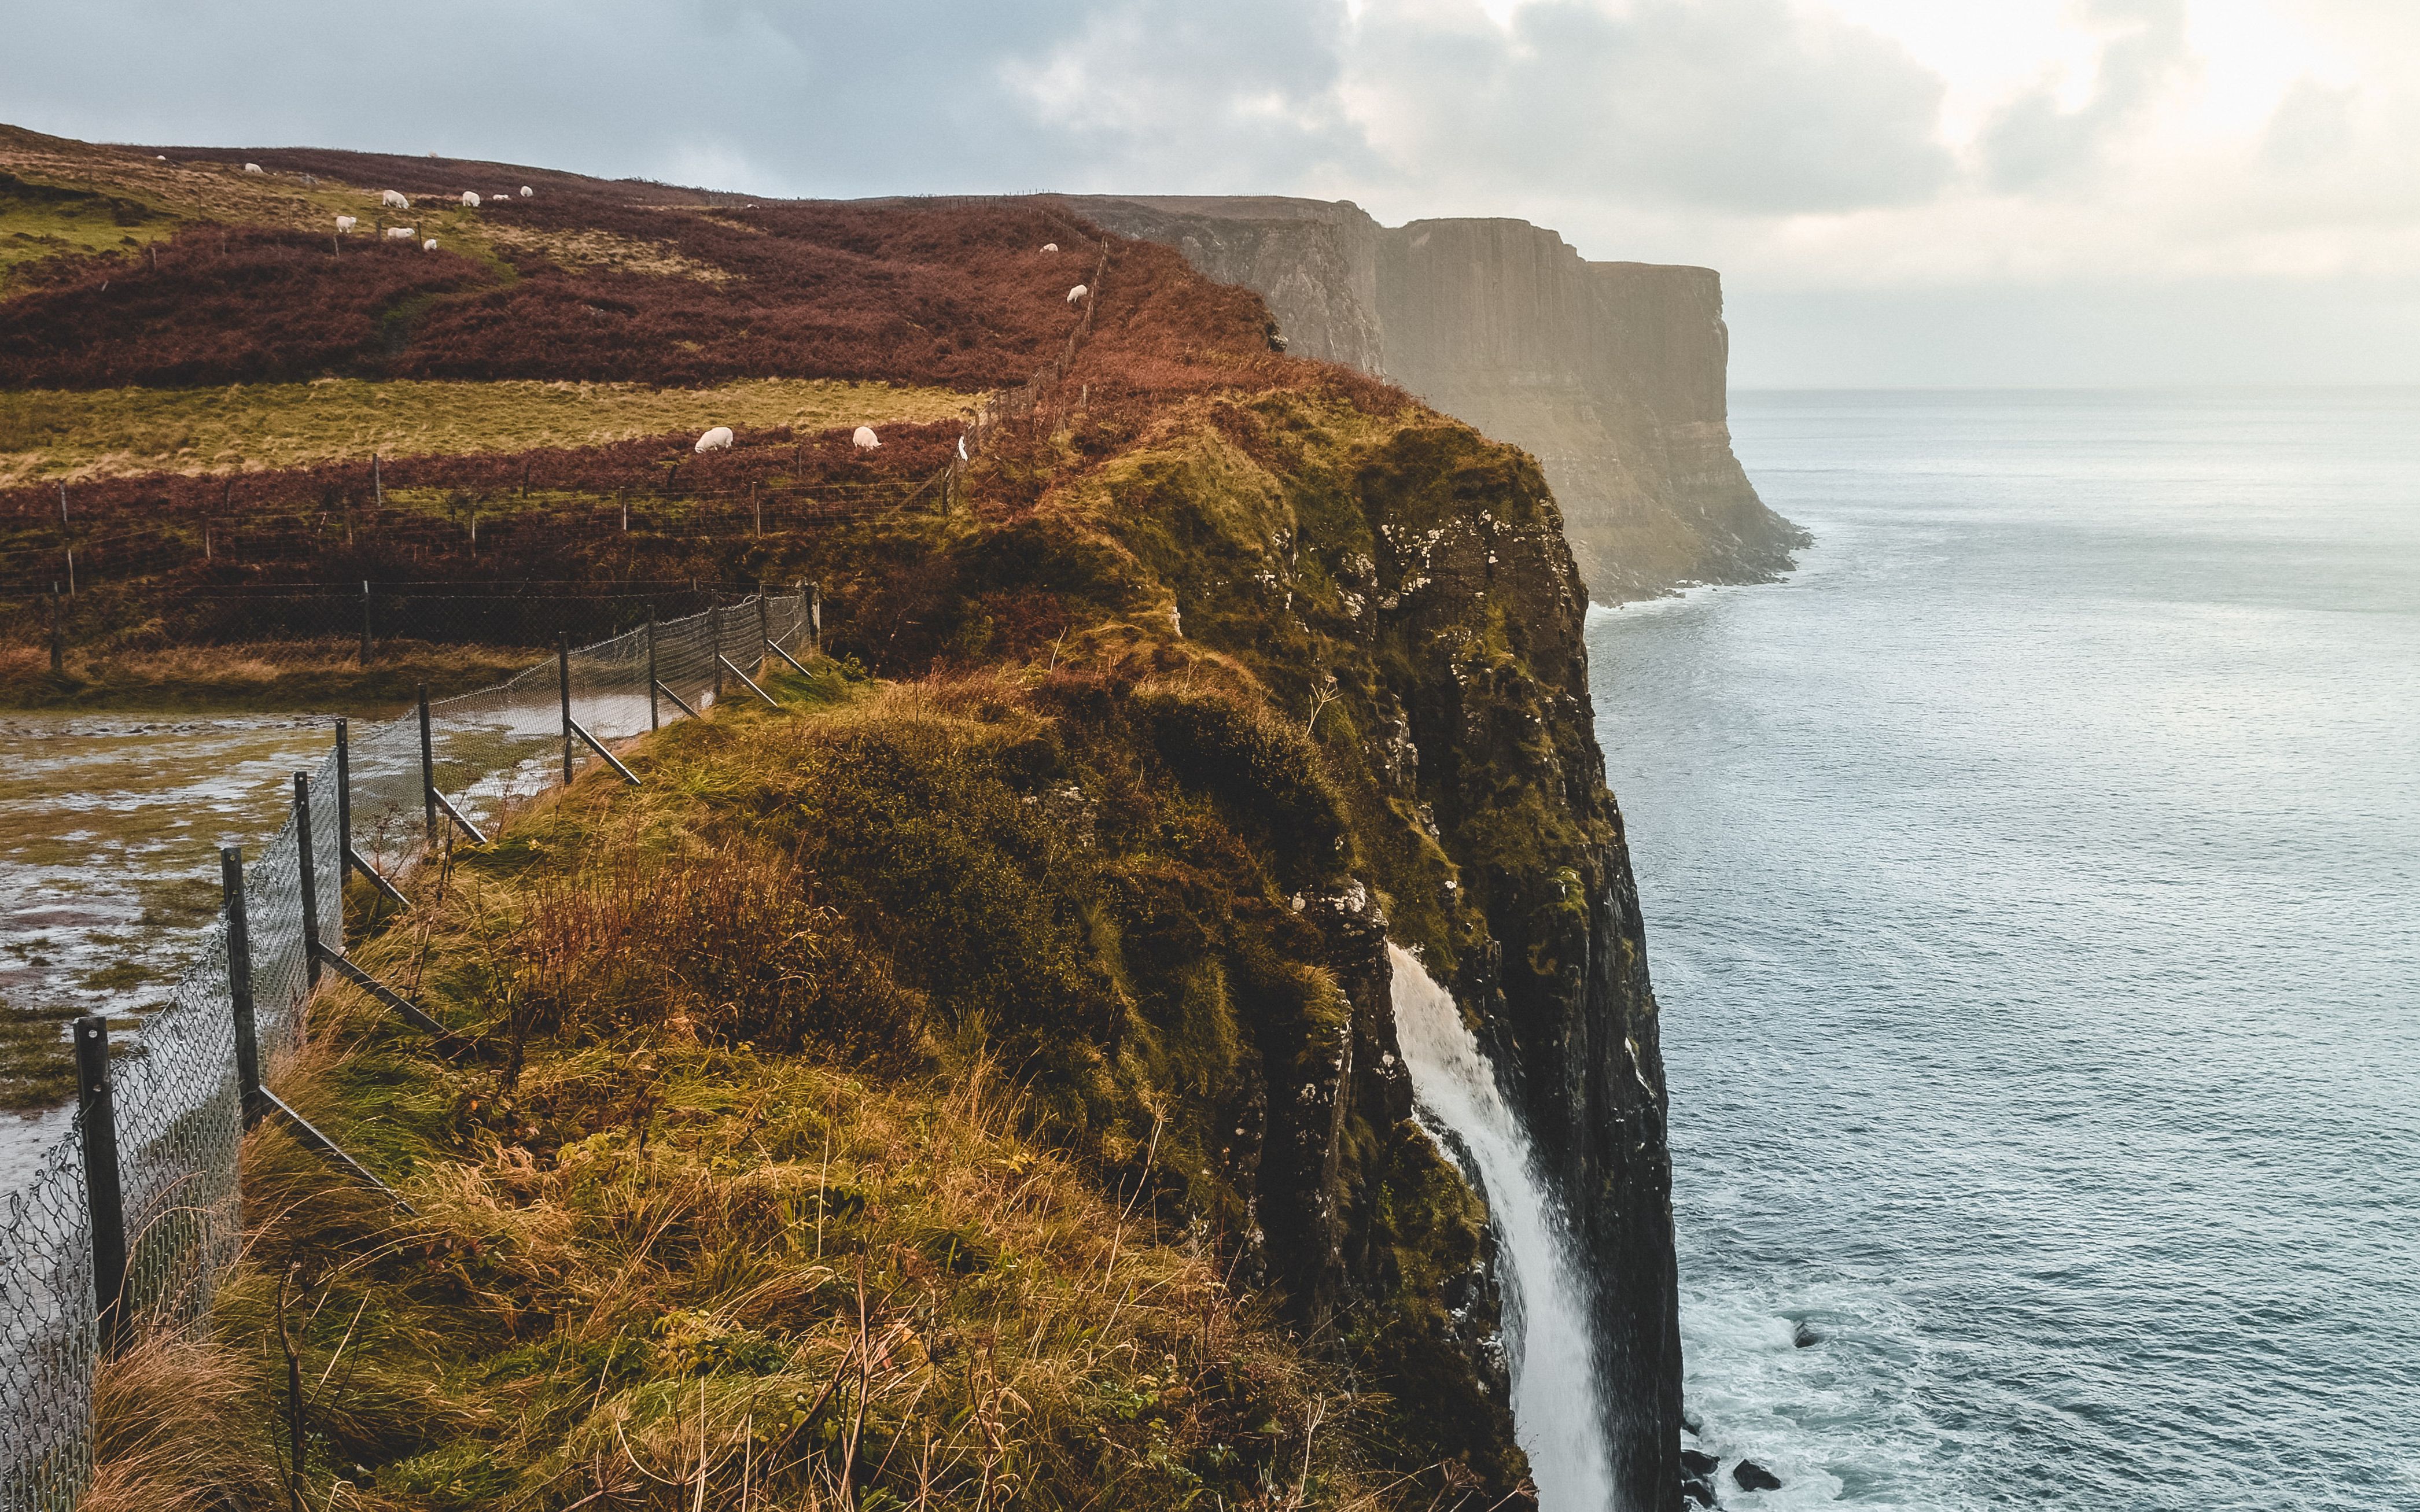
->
[558,635,574,785]
[358,580,373,666]
[646,617,660,731]
[809,582,822,656]
[294,772,322,989]
[417,684,437,846]
[74,1015,128,1355]
[60,479,76,596]
[50,582,65,673]
[712,607,725,706]
[756,595,769,669]
[335,719,352,873]
[222,846,263,1124]
[372,451,382,509]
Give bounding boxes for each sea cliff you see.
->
[3,126,1686,1509]
[1068,194,1804,602]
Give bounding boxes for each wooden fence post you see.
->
[557,636,574,785]
[74,1016,128,1355]
[222,846,264,1123]
[417,685,437,846]
[294,773,321,989]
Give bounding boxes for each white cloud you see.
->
[1,0,2413,381]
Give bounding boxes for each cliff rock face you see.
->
[1067,196,1805,602]
[1060,392,1684,1507]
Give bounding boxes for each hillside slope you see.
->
[6,126,1685,1510]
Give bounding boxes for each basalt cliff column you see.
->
[1066,195,1804,601]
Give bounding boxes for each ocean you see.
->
[1586,390,2420,1509]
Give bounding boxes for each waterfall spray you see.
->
[1388,942,1616,1511]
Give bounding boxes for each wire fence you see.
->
[0,589,815,1512]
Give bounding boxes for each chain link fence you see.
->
[0,589,815,1511]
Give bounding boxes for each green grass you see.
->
[0,169,177,280]
[0,377,973,486]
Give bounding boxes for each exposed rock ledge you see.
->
[1064,194,1808,602]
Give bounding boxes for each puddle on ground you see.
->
[0,713,342,1145]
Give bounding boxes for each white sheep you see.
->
[1066,284,1089,304]
[335,215,357,233]
[386,226,416,241]
[460,191,481,207]
[381,189,409,209]
[853,426,881,450]
[244,163,263,174]
[1041,242,1059,253]
[520,185,533,198]
[694,426,734,453]
[423,238,440,252]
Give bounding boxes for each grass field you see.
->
[0,377,971,485]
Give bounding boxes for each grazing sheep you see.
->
[1041,242,1059,253]
[853,426,881,450]
[460,191,481,207]
[386,227,416,241]
[520,185,533,198]
[335,215,357,232]
[243,163,263,174]
[423,238,440,252]
[381,189,409,209]
[694,426,734,453]
[1066,284,1089,304]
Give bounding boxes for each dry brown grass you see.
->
[0,376,968,486]
[81,683,1440,1510]
[82,1329,285,1512]
[0,636,541,710]
[481,222,736,284]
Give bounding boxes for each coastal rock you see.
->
[1793,1320,1823,1348]
[1681,1448,1721,1477]
[1681,1475,1718,1507]
[1734,1459,1785,1492]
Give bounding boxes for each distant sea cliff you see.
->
[1067,194,1806,602]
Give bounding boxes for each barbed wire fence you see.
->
[0,588,816,1512]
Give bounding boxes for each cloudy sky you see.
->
[6,0,2415,385]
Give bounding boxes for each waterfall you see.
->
[1388,942,1616,1511]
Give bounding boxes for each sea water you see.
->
[1587,390,2420,1509]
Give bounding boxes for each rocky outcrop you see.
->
[1066,195,1806,602]
[1061,393,1685,1507]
